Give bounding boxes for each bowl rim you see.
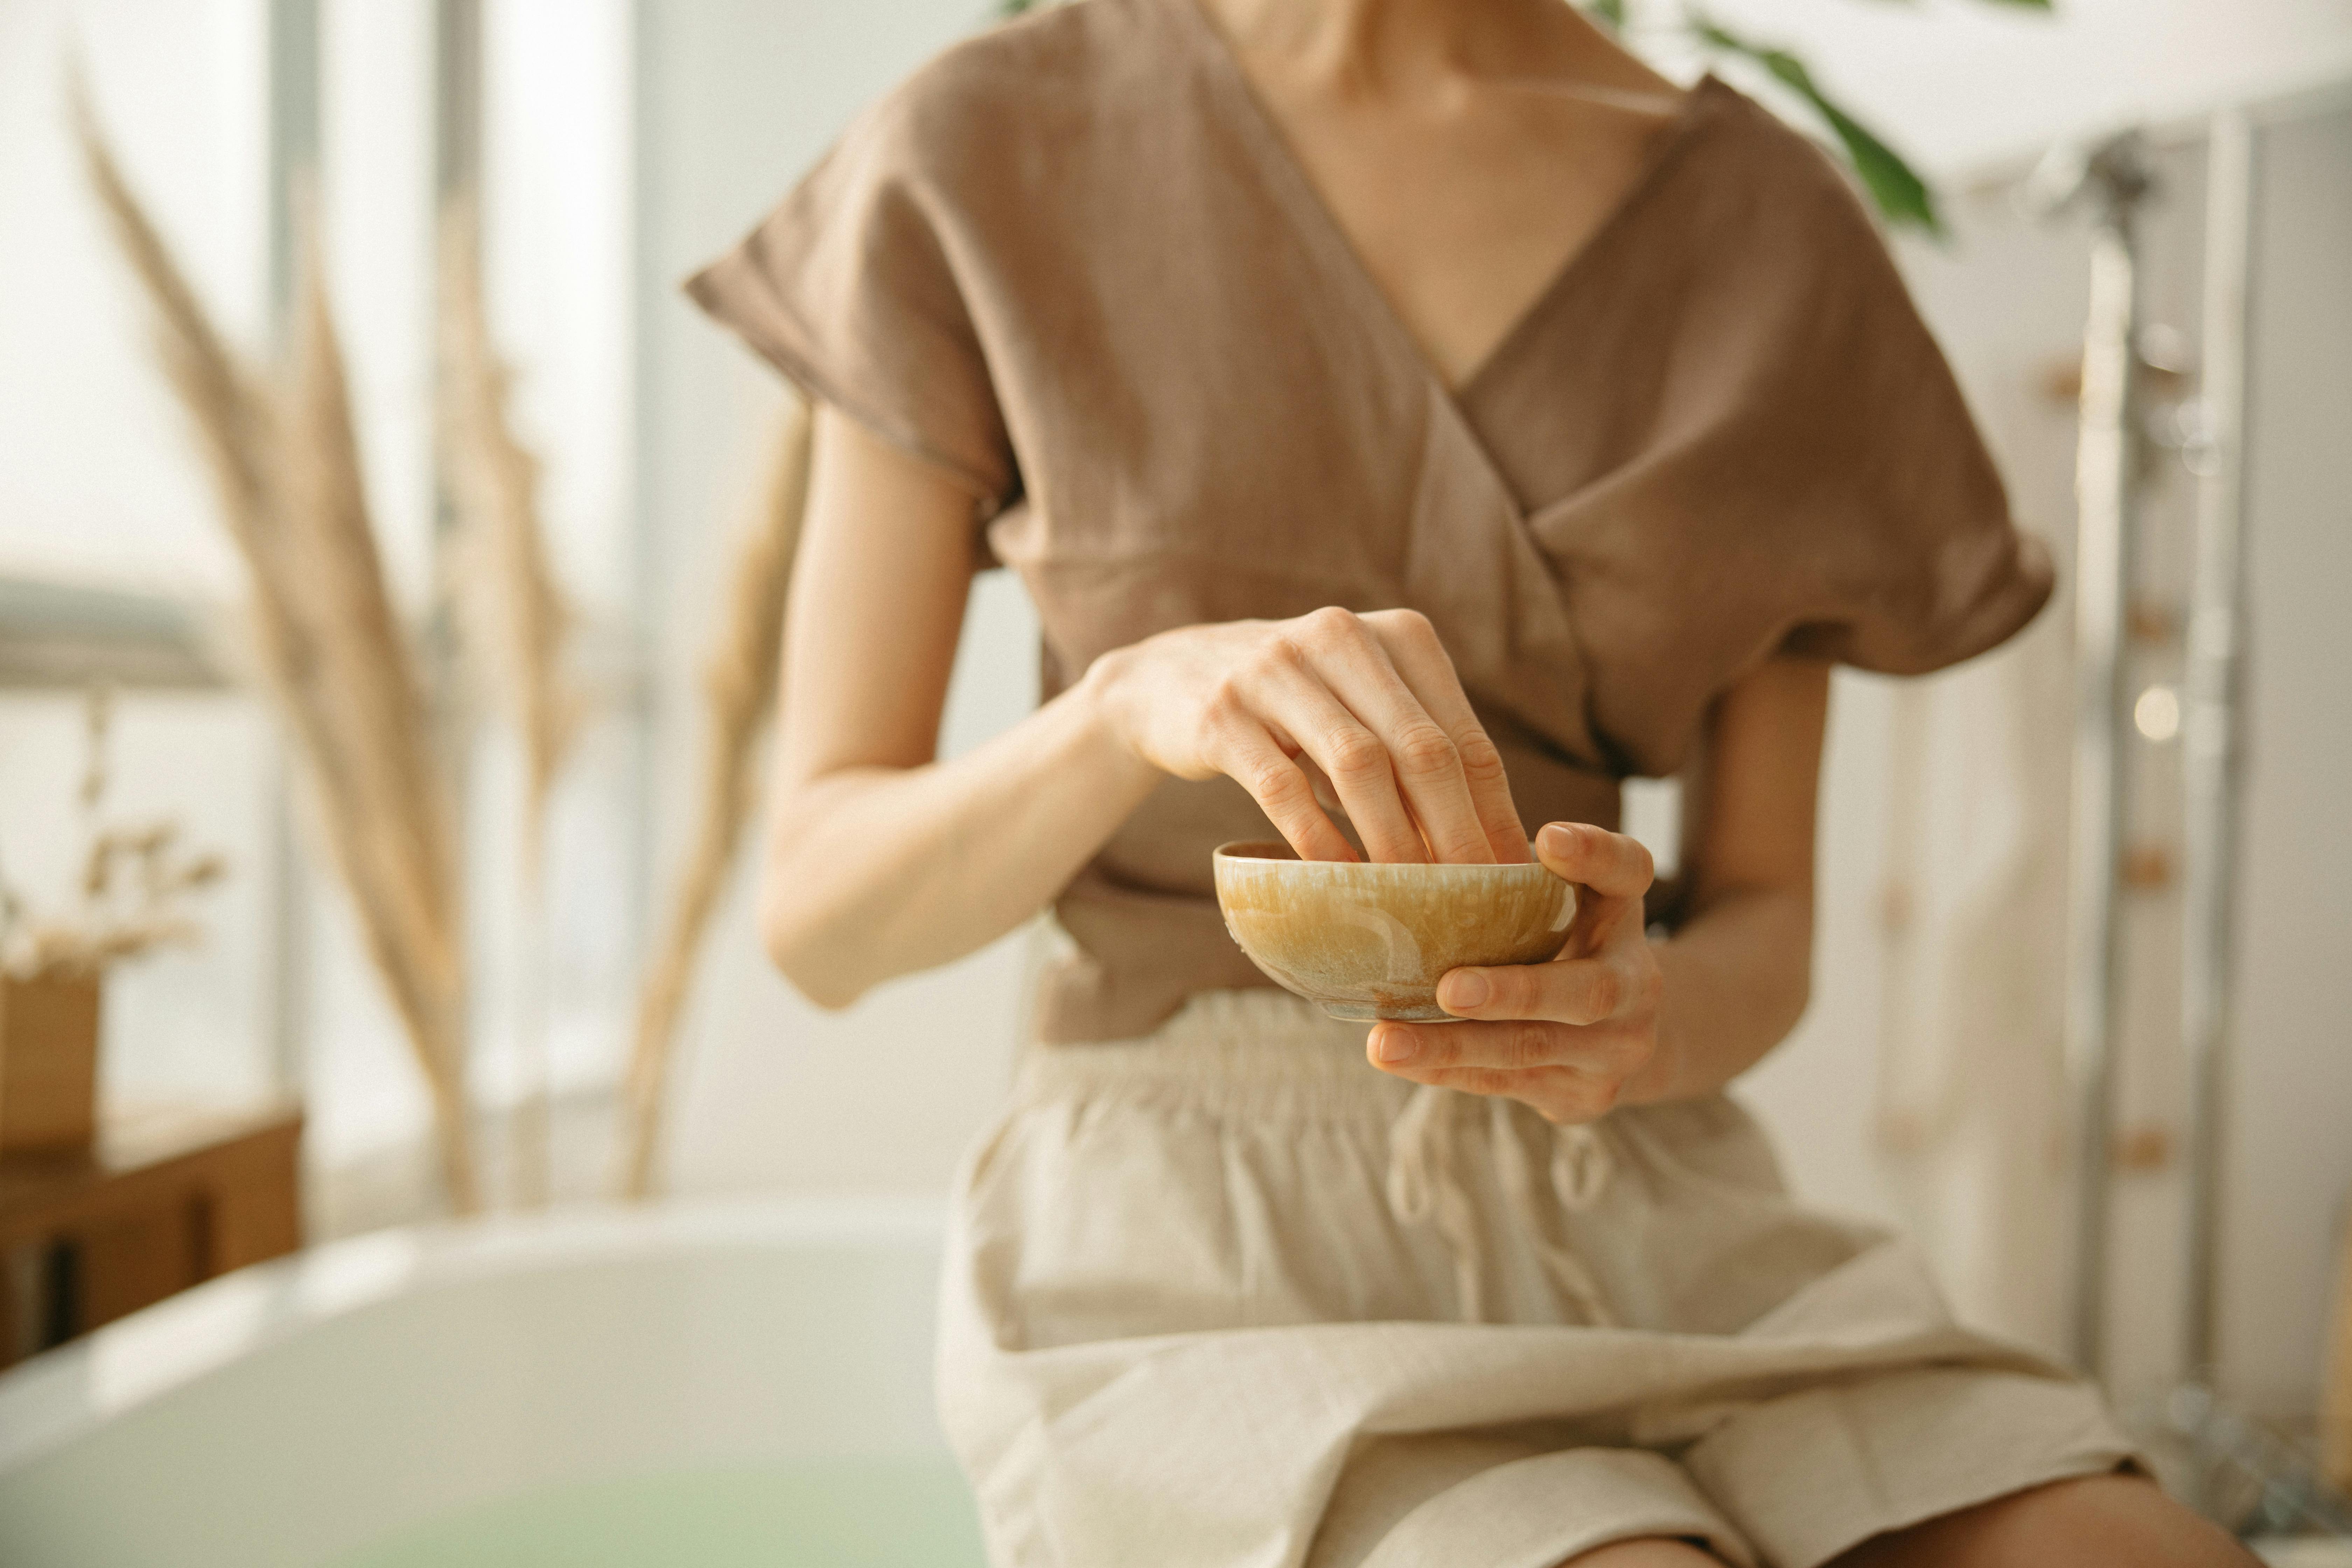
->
[1212,839,1306,863]
[1211,839,1562,877]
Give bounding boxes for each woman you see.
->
[689,1,2250,1563]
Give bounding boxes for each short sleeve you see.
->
[684,88,1018,514]
[1525,90,2058,774]
[1762,188,2056,676]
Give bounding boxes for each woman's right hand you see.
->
[1082,607,1529,864]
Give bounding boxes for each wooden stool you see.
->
[0,1103,302,1368]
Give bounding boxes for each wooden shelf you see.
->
[0,1103,302,1368]
[0,575,229,691]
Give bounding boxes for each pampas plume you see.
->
[76,76,478,1211]
[280,240,476,1211]
[616,399,811,1198]
[439,194,584,886]
[438,193,586,1206]
[0,686,231,980]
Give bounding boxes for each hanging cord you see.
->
[1385,1084,1618,1326]
[1491,1097,1619,1328]
[1387,1085,1486,1319]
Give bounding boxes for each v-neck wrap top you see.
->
[688,0,2053,1045]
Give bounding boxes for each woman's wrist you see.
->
[1618,1002,1686,1105]
[1577,922,1666,1107]
[1065,648,1164,800]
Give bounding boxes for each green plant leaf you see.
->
[1696,21,1943,236]
[1582,0,1628,31]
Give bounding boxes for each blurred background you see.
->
[0,1,2347,1564]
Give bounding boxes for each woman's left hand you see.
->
[1367,820,1665,1123]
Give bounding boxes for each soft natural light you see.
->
[2135,683,2183,742]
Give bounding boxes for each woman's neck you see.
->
[1196,0,1640,98]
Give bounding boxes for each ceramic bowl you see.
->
[1212,840,1577,1023]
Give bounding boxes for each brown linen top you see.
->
[686,0,2054,1044]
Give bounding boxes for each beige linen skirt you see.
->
[938,990,2135,1568]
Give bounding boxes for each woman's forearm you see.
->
[760,672,1160,1008]
[1623,885,1814,1105]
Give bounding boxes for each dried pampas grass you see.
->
[0,687,228,979]
[0,685,230,980]
[617,399,812,1198]
[69,79,296,673]
[280,248,476,1211]
[439,194,583,885]
[76,81,479,1211]
[438,193,584,1206]
[9,828,224,981]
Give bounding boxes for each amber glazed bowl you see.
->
[1212,840,1576,1023]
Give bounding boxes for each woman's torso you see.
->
[687,0,2051,1044]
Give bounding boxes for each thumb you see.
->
[1534,821,1653,901]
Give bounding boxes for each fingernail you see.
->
[1439,971,1488,1010]
[1371,1027,1417,1064]
[1538,822,1575,856]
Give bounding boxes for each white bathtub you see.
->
[0,1196,985,1568]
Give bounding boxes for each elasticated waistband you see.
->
[1015,988,1410,1119]
[1015,987,1619,1326]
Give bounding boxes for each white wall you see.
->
[1684,0,2352,177]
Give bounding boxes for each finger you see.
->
[1370,1016,1634,1074]
[1363,1049,1622,1124]
[1290,610,1492,864]
[1416,1062,1589,1106]
[1435,955,1623,1026]
[1436,1066,1619,1124]
[1366,610,1530,863]
[1292,749,1339,817]
[1534,820,1654,901]
[1204,710,1357,863]
[1249,642,1428,863]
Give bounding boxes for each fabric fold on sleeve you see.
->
[683,92,1019,516]
[1524,100,2058,775]
[1738,126,2057,679]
